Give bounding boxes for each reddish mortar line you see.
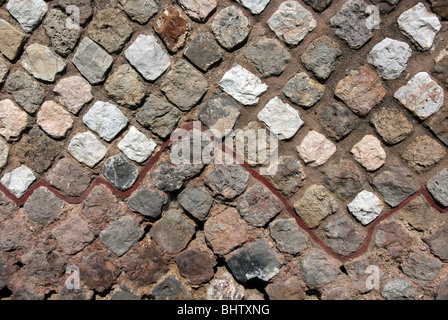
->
[1,122,447,263]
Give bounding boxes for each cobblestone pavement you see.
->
[0,0,448,300]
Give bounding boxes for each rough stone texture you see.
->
[399,195,439,233]
[83,101,129,142]
[372,163,418,207]
[401,135,446,173]
[371,108,413,145]
[178,186,213,221]
[397,3,441,51]
[211,6,250,50]
[0,19,25,61]
[118,0,158,24]
[6,70,44,115]
[300,250,341,287]
[433,47,448,88]
[219,64,267,106]
[269,156,306,197]
[436,275,448,300]
[0,215,31,251]
[351,135,386,172]
[427,169,448,207]
[269,218,308,255]
[0,57,8,84]
[298,131,337,167]
[325,216,362,256]
[72,38,113,85]
[323,159,363,200]
[37,101,74,139]
[294,185,338,229]
[429,0,448,19]
[175,247,216,285]
[153,6,190,53]
[22,44,65,82]
[330,0,373,49]
[184,33,223,72]
[78,251,120,293]
[283,73,324,108]
[206,272,245,300]
[237,185,283,227]
[152,275,191,300]
[394,72,444,120]
[128,185,167,219]
[43,9,81,57]
[150,162,186,192]
[265,277,305,300]
[401,250,442,285]
[23,187,65,226]
[205,165,249,200]
[236,0,270,14]
[118,126,157,164]
[367,38,412,80]
[136,95,180,139]
[100,216,144,256]
[244,37,291,78]
[57,0,93,26]
[149,209,196,254]
[375,220,414,259]
[52,214,94,255]
[301,36,341,80]
[0,99,29,142]
[102,154,140,191]
[319,103,358,141]
[0,139,9,170]
[347,190,383,225]
[226,239,281,282]
[426,105,448,147]
[46,158,92,196]
[268,1,316,46]
[161,60,208,111]
[68,132,108,168]
[258,96,304,141]
[335,66,386,117]
[381,278,416,300]
[125,34,171,81]
[53,76,93,115]
[425,226,448,262]
[178,0,217,22]
[303,0,333,12]
[0,165,35,199]
[7,0,47,33]
[105,64,146,108]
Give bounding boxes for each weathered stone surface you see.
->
[269,218,308,255]
[128,185,167,219]
[394,72,444,120]
[335,66,385,116]
[110,286,140,300]
[381,278,416,300]
[258,96,304,141]
[37,101,74,139]
[178,0,217,22]
[1,165,35,198]
[184,33,222,72]
[219,64,267,106]
[425,226,448,262]
[46,158,92,196]
[178,186,213,221]
[429,0,448,19]
[73,38,113,85]
[351,135,386,171]
[43,8,81,57]
[426,105,448,147]
[102,154,139,191]
[294,185,338,229]
[269,156,306,196]
[100,216,144,256]
[268,1,316,46]
[371,108,413,145]
[398,3,440,51]
[236,0,270,14]
[149,209,196,254]
[399,195,439,233]
[402,135,446,173]
[323,159,363,200]
[152,275,191,300]
[265,277,305,300]
[205,165,249,199]
[161,60,208,111]
[301,36,341,80]
[68,132,107,168]
[0,19,25,61]
[118,126,157,164]
[151,162,186,192]
[23,187,65,226]
[207,272,245,300]
[88,8,133,54]
[125,34,171,81]
[283,73,324,108]
[212,6,250,50]
[0,215,31,252]
[7,0,47,33]
[175,247,217,284]
[0,99,29,142]
[204,208,257,255]
[78,251,120,293]
[303,0,332,12]
[6,70,44,115]
[325,216,362,256]
[199,93,241,140]
[57,0,93,26]
[153,6,190,53]
[226,239,281,282]
[83,101,129,142]
[319,103,358,141]
[375,220,413,259]
[300,250,341,287]
[348,190,383,225]
[237,185,283,227]
[0,139,9,170]
[52,214,94,255]
[119,0,158,24]
[427,169,448,207]
[105,65,146,108]
[22,42,65,84]
[372,163,418,207]
[436,275,448,300]
[297,131,336,167]
[244,37,290,78]
[367,38,412,80]
[401,250,442,285]
[54,76,93,115]
[433,47,448,89]
[0,57,8,84]
[330,0,373,49]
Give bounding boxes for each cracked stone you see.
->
[351,135,386,171]
[427,168,448,207]
[381,278,415,300]
[269,218,308,255]
[283,73,324,108]
[236,0,271,14]
[319,103,358,141]
[184,33,222,72]
[119,0,158,24]
[175,247,217,285]
[178,0,217,22]
[6,70,44,115]
[375,220,413,259]
[53,76,93,115]
[105,64,146,108]
[269,156,306,197]
[425,226,448,262]
[0,19,25,61]
[212,6,250,50]
[371,107,413,145]
[68,132,108,168]
[118,126,157,164]
[303,0,333,12]
[335,66,386,117]
[205,165,249,199]
[301,36,341,80]
[23,187,65,226]
[178,186,213,221]
[7,0,47,33]
[325,216,363,256]
[153,6,190,53]
[1,165,35,198]
[100,216,144,257]
[347,190,383,225]
[323,159,363,200]
[102,154,139,191]
[128,185,167,219]
[298,131,337,167]
[300,250,341,287]
[46,158,92,196]
[37,101,74,139]
[268,1,316,46]
[52,214,94,255]
[151,162,186,192]
[0,99,29,142]
[402,135,446,173]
